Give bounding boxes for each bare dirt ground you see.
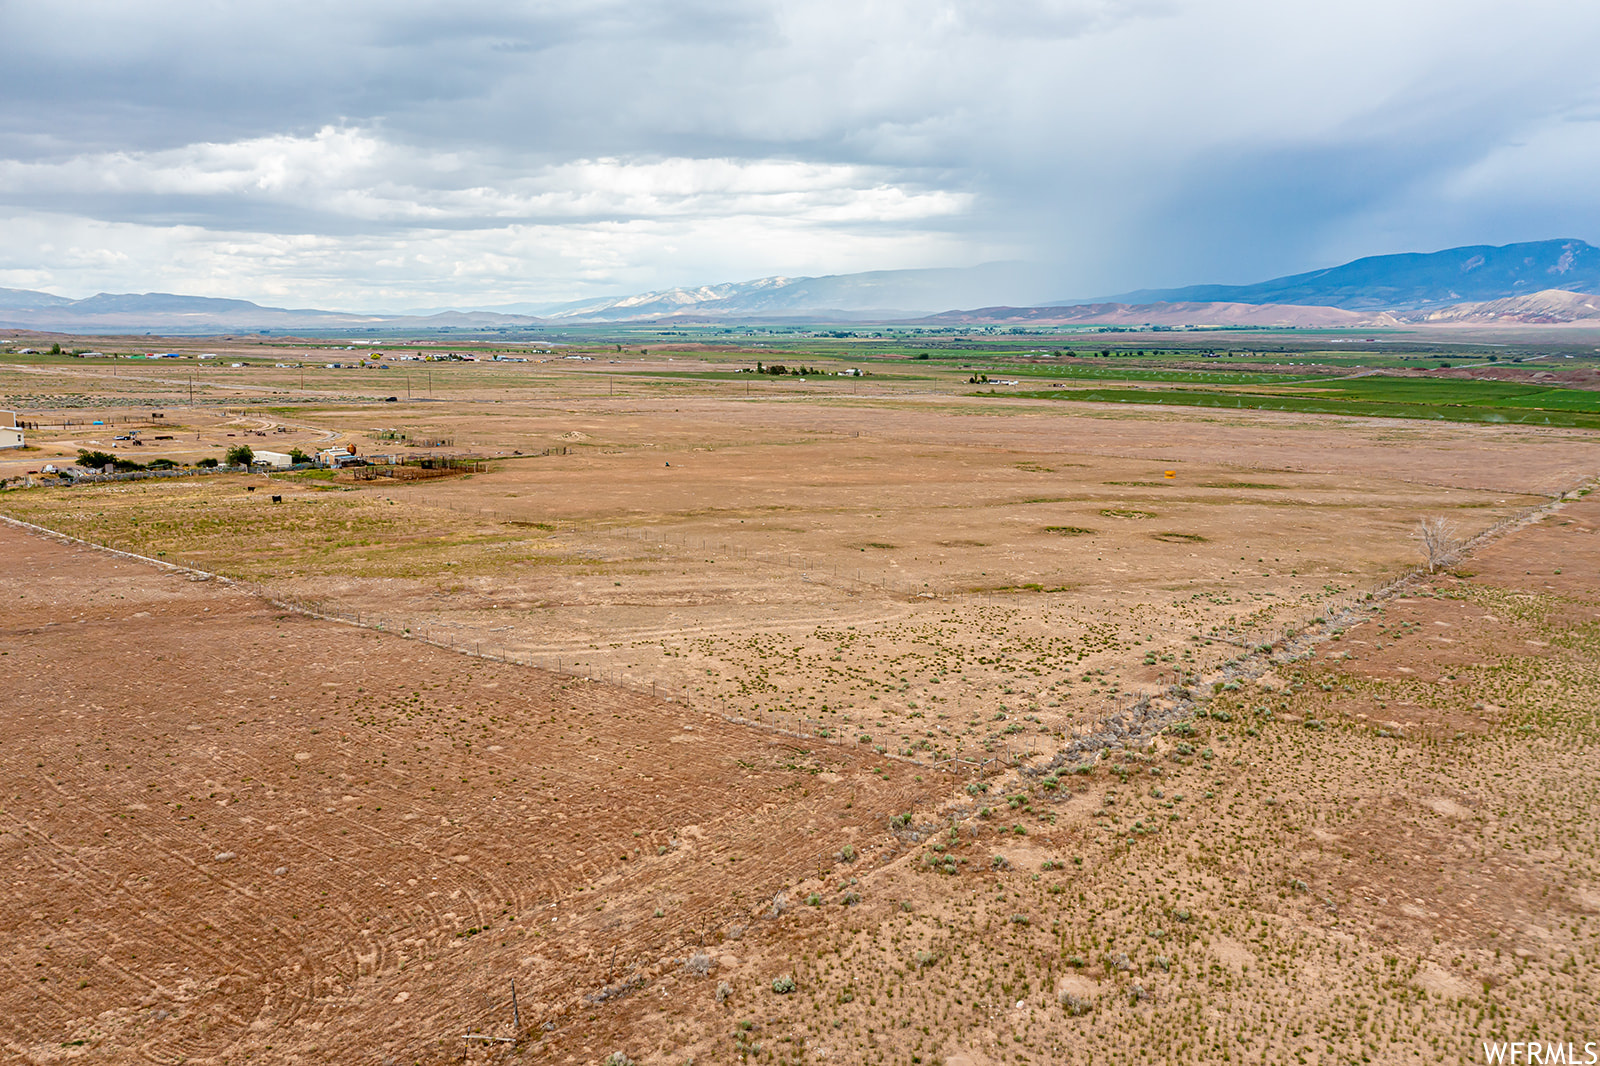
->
[585,493,1600,1066]
[0,523,942,1064]
[3,356,1598,1064]
[2,387,1587,769]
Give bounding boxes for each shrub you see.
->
[684,952,713,976]
[603,1054,637,1066]
[715,981,733,1004]
[197,457,219,468]
[1060,992,1094,1016]
[771,974,796,994]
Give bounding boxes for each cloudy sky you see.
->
[3,0,1598,311]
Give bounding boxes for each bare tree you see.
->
[1419,517,1459,574]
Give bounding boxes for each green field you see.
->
[1007,375,1600,428]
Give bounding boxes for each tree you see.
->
[288,447,312,464]
[1419,517,1459,574]
[224,444,255,467]
[77,449,116,468]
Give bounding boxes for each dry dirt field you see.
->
[0,521,940,1064]
[3,354,1599,1065]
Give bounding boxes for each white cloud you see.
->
[0,128,970,225]
[0,204,984,311]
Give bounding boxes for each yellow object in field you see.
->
[1164,470,1176,479]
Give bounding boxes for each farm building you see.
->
[0,411,24,450]
[317,446,365,468]
[251,449,295,469]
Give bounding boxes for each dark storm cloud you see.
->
[0,1,775,156]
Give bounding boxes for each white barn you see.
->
[251,449,295,468]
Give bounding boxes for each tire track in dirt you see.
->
[0,517,947,1063]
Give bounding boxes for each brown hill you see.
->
[913,300,1403,327]
[1405,288,1600,324]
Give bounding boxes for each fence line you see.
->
[0,510,1042,774]
[5,476,1585,785]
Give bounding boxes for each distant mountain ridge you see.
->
[1084,239,1600,311]
[0,263,1044,332]
[0,288,544,334]
[537,262,1048,321]
[4,240,1599,334]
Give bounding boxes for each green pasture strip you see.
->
[1005,386,1600,429]
[992,364,1330,386]
[1288,376,1600,412]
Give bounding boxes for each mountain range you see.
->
[2,239,1597,334]
[1089,238,1600,311]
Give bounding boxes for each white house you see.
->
[317,446,364,468]
[0,411,23,450]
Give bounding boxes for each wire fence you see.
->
[3,477,1587,782]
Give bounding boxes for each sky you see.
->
[2,0,1599,312]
